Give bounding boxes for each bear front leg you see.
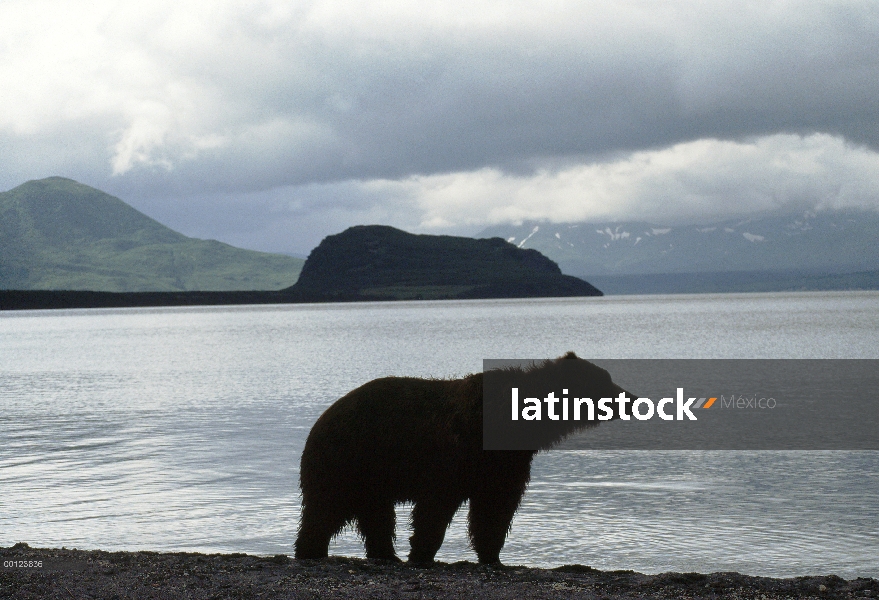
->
[407,497,462,564]
[356,502,400,561]
[467,491,524,564]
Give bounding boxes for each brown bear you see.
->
[294,352,628,564]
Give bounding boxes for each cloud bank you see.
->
[394,133,879,227]
[2,0,878,252]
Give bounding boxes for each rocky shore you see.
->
[2,544,876,599]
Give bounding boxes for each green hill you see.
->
[0,177,303,292]
[286,225,602,300]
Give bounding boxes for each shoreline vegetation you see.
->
[2,545,876,600]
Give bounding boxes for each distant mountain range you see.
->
[0,177,304,292]
[4,176,877,298]
[478,211,879,294]
[286,225,602,300]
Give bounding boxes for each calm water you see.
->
[1,292,877,578]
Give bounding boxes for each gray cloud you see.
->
[2,0,879,252]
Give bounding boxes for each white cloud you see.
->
[364,134,879,229]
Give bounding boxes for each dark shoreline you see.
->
[0,288,604,311]
[2,544,875,599]
[0,289,338,311]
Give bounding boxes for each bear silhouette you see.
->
[295,352,627,564]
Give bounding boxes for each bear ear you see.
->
[562,351,578,360]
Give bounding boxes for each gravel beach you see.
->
[2,543,876,599]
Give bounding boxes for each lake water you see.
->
[1,292,877,578]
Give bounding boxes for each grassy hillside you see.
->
[0,177,303,292]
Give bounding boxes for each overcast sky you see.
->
[2,0,879,254]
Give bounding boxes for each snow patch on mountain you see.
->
[598,226,631,241]
[517,225,540,248]
[476,208,879,277]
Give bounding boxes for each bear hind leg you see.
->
[407,498,461,564]
[295,500,351,559]
[356,502,400,561]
